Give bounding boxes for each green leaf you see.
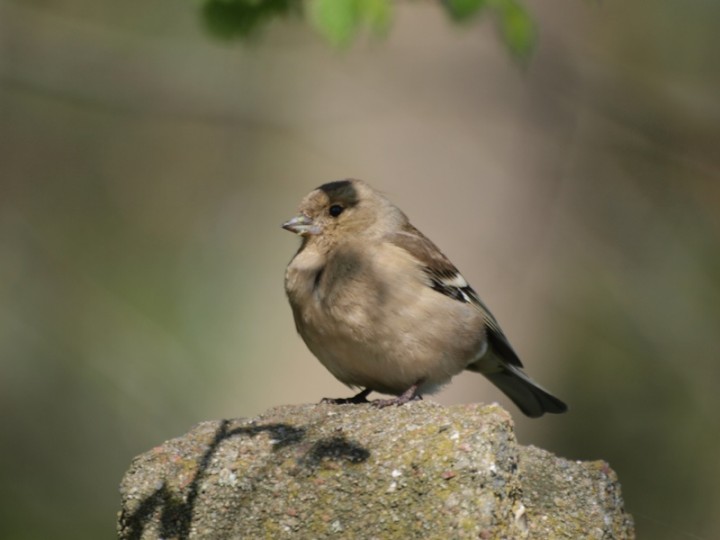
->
[307,0,392,46]
[443,0,487,22]
[492,0,535,59]
[308,0,361,47]
[360,0,392,36]
[201,0,294,40]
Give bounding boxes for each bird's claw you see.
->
[320,388,371,405]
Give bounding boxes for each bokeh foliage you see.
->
[2,0,719,539]
[201,0,535,57]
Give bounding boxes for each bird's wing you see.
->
[387,223,523,367]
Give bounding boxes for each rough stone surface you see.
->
[118,402,634,539]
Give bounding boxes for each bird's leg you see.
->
[320,388,372,405]
[371,383,423,408]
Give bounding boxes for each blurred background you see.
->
[1,0,719,538]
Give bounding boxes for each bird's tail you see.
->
[482,363,567,418]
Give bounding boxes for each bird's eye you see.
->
[328,204,344,217]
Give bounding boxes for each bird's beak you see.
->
[281,214,321,236]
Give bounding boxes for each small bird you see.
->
[282,179,567,417]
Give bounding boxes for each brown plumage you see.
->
[282,179,567,417]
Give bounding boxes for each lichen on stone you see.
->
[118,402,634,539]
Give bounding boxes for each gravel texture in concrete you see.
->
[118,401,634,539]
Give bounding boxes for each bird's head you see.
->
[282,179,404,247]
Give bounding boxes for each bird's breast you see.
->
[285,243,487,394]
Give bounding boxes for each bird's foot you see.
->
[370,384,422,408]
[320,388,371,405]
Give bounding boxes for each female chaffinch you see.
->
[283,179,567,417]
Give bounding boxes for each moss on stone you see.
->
[118,402,634,539]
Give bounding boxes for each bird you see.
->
[282,179,567,417]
